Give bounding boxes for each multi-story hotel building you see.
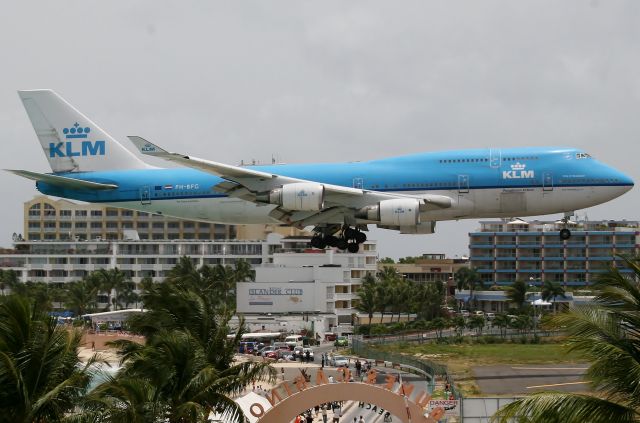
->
[469,219,639,287]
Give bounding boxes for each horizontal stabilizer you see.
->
[6,169,118,191]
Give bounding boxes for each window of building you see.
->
[106,209,119,217]
[90,222,102,229]
[137,222,148,229]
[75,222,87,229]
[75,210,87,217]
[90,210,103,217]
[59,210,72,217]
[59,222,72,229]
[28,204,41,216]
[28,222,40,229]
[121,210,133,216]
[43,204,56,216]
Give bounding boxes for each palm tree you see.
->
[92,267,126,310]
[505,279,528,310]
[493,313,510,338]
[468,314,486,335]
[0,295,96,422]
[493,255,640,423]
[541,280,566,313]
[65,278,98,316]
[375,277,391,323]
[455,267,483,308]
[356,273,377,325]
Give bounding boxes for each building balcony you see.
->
[518,256,542,261]
[469,244,494,248]
[495,257,516,261]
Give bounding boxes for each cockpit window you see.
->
[576,152,591,159]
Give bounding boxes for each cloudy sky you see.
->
[0,1,638,258]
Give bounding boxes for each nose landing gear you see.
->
[559,212,574,240]
[310,225,367,252]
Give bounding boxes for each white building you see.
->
[237,238,378,335]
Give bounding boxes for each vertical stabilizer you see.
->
[18,89,151,173]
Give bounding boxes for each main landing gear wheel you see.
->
[310,226,367,251]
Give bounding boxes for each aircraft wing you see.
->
[128,136,451,225]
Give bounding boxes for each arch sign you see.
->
[251,368,445,423]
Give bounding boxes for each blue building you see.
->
[469,219,638,287]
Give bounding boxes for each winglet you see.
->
[127,136,170,157]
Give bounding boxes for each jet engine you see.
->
[356,198,420,226]
[256,182,325,211]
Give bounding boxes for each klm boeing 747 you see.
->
[8,90,634,252]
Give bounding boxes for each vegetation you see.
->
[0,257,272,423]
[493,256,640,422]
[505,279,528,310]
[355,267,447,324]
[0,295,96,422]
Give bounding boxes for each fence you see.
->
[351,337,460,399]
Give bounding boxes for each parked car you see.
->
[293,346,304,358]
[259,346,276,357]
[334,336,349,347]
[474,311,485,316]
[485,312,496,320]
[331,355,349,367]
[460,310,470,318]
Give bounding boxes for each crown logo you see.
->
[511,162,526,171]
[62,122,91,139]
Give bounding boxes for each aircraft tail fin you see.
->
[17,90,151,173]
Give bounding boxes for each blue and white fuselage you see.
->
[36,147,632,224]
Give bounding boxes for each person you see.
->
[281,367,285,381]
[91,340,95,351]
[321,404,328,423]
[294,415,303,423]
[315,404,320,416]
[305,412,313,423]
[358,416,365,423]
[383,412,392,422]
[321,355,325,369]
[328,375,335,383]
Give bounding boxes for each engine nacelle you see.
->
[357,198,420,226]
[257,182,325,211]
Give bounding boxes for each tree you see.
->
[468,314,486,335]
[0,295,96,422]
[356,274,377,325]
[0,269,19,296]
[92,267,126,310]
[65,278,98,316]
[85,265,275,423]
[541,280,566,313]
[452,316,466,337]
[378,257,395,264]
[493,314,510,338]
[505,279,528,310]
[494,255,640,422]
[455,267,483,308]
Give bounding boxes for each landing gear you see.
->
[559,228,571,240]
[559,212,574,240]
[310,225,367,252]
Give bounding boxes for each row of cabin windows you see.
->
[369,181,457,189]
[438,156,539,164]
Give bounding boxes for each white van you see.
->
[284,335,304,348]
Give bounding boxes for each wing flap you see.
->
[6,169,118,190]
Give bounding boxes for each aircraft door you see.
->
[352,178,363,189]
[140,186,151,205]
[489,148,501,168]
[458,175,469,193]
[543,172,553,191]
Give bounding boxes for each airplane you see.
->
[7,90,634,253]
